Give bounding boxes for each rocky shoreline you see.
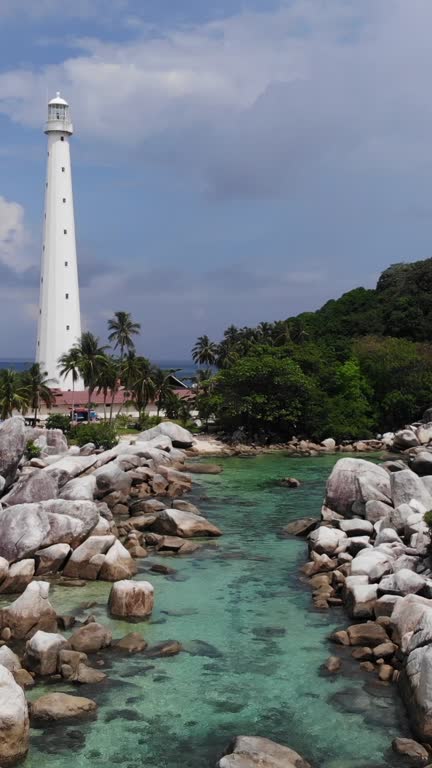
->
[284,431,432,764]
[192,418,432,459]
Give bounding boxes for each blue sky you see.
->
[1,0,432,359]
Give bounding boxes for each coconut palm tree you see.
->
[107,311,141,360]
[70,332,108,418]
[0,369,29,420]
[96,357,120,422]
[127,357,156,422]
[22,363,56,422]
[152,367,179,416]
[192,335,218,367]
[58,347,81,422]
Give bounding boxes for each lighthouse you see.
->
[36,92,82,388]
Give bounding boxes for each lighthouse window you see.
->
[66,325,70,331]
[64,229,67,234]
[65,293,69,299]
[61,136,64,142]
[62,198,66,203]
[64,261,68,267]
[61,167,65,172]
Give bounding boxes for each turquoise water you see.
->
[24,454,412,768]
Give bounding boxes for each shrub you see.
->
[424,510,432,532]
[74,422,118,450]
[25,440,41,460]
[46,413,71,434]
[135,414,162,431]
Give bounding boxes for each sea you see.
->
[0,359,197,383]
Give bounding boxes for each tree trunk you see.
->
[71,380,75,424]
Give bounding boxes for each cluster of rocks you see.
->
[286,454,432,747]
[0,574,183,763]
[0,416,224,763]
[0,417,222,591]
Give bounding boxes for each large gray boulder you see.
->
[44,429,68,455]
[308,527,346,555]
[403,643,432,741]
[410,452,432,477]
[0,499,99,561]
[217,736,311,768]
[63,535,115,580]
[0,581,57,639]
[325,458,391,517]
[43,455,98,486]
[151,509,222,538]
[0,665,29,763]
[2,469,58,506]
[93,462,131,496]
[25,630,68,675]
[109,579,154,618]
[0,560,35,594]
[393,429,419,449]
[138,421,193,448]
[0,416,26,489]
[99,540,137,581]
[60,475,96,501]
[35,543,71,576]
[379,569,426,597]
[390,469,432,511]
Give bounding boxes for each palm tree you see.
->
[192,335,218,367]
[107,311,141,360]
[127,357,156,422]
[71,332,108,418]
[58,348,81,422]
[22,363,56,422]
[0,369,29,420]
[96,357,120,422]
[153,367,178,416]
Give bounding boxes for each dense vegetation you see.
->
[191,259,432,441]
[0,311,188,430]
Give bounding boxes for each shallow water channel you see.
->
[24,453,415,768]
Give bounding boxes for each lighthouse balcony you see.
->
[45,118,73,135]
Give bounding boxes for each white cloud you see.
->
[1,0,432,199]
[0,197,34,272]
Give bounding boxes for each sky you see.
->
[1,0,432,360]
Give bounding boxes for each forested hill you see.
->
[294,258,432,342]
[190,258,432,441]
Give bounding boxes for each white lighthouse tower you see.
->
[36,92,82,388]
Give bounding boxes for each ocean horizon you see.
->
[0,358,197,380]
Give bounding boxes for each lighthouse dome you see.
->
[48,91,69,106]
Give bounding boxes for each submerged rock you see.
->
[152,508,222,538]
[283,518,318,537]
[69,622,112,653]
[217,736,311,768]
[31,692,97,722]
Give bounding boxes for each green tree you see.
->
[96,357,120,421]
[213,347,314,436]
[70,332,108,418]
[58,347,81,421]
[0,369,29,420]
[324,359,374,441]
[192,335,218,367]
[108,311,141,360]
[123,356,156,422]
[22,363,56,422]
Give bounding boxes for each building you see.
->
[36,93,82,388]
